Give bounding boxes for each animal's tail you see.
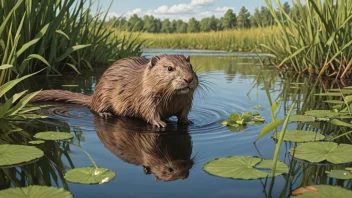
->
[30,90,92,107]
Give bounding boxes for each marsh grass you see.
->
[114,27,279,52]
[0,0,145,86]
[262,0,352,78]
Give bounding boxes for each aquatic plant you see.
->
[262,0,352,78]
[0,0,145,85]
[0,68,46,120]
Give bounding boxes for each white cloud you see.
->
[154,4,195,14]
[191,0,213,6]
[215,7,234,13]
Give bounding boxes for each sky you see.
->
[92,0,297,22]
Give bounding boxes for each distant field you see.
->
[112,27,279,52]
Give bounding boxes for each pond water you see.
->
[2,49,351,197]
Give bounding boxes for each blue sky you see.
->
[95,0,296,21]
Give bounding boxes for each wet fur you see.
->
[94,116,194,181]
[30,55,198,127]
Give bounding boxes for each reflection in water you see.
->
[94,115,194,182]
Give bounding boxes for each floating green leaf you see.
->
[304,110,344,118]
[0,186,72,198]
[291,185,352,197]
[325,170,352,180]
[203,156,288,180]
[290,142,352,164]
[274,130,325,143]
[34,132,73,141]
[64,167,116,184]
[29,140,45,145]
[289,115,316,122]
[330,119,352,127]
[0,144,44,167]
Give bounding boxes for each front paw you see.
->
[151,120,167,128]
[178,118,194,125]
[99,112,113,119]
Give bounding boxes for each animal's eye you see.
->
[167,168,173,172]
[167,66,173,71]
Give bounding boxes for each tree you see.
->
[283,2,291,14]
[187,17,200,33]
[250,8,261,28]
[143,15,157,33]
[175,20,187,33]
[161,19,172,33]
[128,14,144,32]
[237,6,250,28]
[221,9,236,29]
[260,6,273,27]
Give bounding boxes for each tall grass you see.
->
[0,0,145,86]
[115,27,279,52]
[262,0,352,78]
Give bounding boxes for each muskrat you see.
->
[30,54,198,127]
[94,116,194,182]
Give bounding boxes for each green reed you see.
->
[0,0,145,86]
[262,0,352,78]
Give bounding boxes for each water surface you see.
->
[1,50,335,197]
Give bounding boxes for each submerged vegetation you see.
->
[0,0,145,86]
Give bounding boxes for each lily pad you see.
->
[273,130,325,143]
[289,142,352,164]
[289,115,315,122]
[304,110,344,118]
[203,156,288,180]
[0,186,72,198]
[64,166,116,184]
[29,140,45,145]
[291,185,352,197]
[0,144,44,167]
[325,170,352,180]
[34,132,73,141]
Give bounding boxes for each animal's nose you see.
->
[183,75,193,83]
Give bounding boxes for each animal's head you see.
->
[146,55,198,95]
[143,159,194,182]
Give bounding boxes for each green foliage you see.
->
[0,144,44,167]
[203,156,288,180]
[0,69,46,120]
[290,142,352,164]
[0,0,145,85]
[33,132,74,141]
[0,186,73,198]
[64,167,116,184]
[237,6,251,28]
[222,111,265,131]
[262,0,352,78]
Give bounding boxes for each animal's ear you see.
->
[185,56,190,63]
[149,56,158,68]
[143,166,151,175]
[155,176,161,182]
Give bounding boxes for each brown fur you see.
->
[30,54,198,127]
[94,116,194,182]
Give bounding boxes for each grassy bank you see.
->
[113,27,279,52]
[262,0,352,78]
[0,0,145,86]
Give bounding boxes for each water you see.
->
[1,50,344,197]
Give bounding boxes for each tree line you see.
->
[106,2,303,33]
